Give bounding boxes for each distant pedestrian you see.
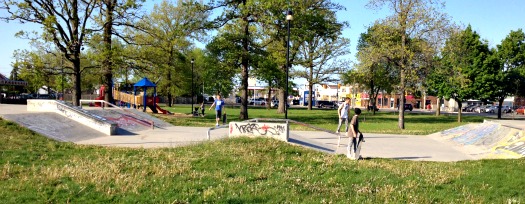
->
[336,98,351,134]
[200,102,205,116]
[209,95,225,127]
[348,108,363,157]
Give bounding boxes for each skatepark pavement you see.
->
[1,103,523,161]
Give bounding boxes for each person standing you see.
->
[209,95,225,127]
[336,98,351,133]
[200,102,205,117]
[348,108,363,158]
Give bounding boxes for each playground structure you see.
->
[94,77,171,114]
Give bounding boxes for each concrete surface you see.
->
[1,103,523,162]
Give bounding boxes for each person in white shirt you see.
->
[336,98,350,133]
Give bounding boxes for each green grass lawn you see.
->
[0,118,523,203]
[161,104,485,135]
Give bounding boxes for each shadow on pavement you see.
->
[288,137,335,153]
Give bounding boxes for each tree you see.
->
[208,0,263,120]
[495,29,525,118]
[349,25,400,115]
[130,0,209,106]
[93,0,145,105]
[367,0,451,129]
[296,36,350,110]
[2,0,98,106]
[428,26,496,122]
[258,0,347,113]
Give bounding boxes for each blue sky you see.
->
[1,0,524,77]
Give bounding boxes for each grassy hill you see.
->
[1,118,523,203]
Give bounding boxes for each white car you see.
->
[485,105,496,113]
[249,98,266,105]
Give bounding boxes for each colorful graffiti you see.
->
[439,122,524,159]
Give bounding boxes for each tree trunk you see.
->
[278,89,285,113]
[266,82,272,109]
[435,97,441,116]
[73,57,81,106]
[398,7,407,130]
[308,83,313,110]
[239,16,249,120]
[166,47,174,107]
[103,0,115,106]
[497,97,504,119]
[398,86,405,129]
[456,100,462,122]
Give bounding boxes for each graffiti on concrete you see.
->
[228,122,288,141]
[232,123,286,136]
[452,123,499,145]
[107,115,150,128]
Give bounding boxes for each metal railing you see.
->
[79,99,155,129]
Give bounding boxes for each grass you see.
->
[160,104,485,135]
[1,118,524,203]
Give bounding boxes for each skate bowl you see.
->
[27,100,117,135]
[429,120,525,159]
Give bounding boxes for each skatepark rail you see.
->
[79,99,154,129]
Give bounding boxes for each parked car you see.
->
[484,105,495,113]
[367,105,379,111]
[316,100,337,109]
[466,105,479,112]
[502,105,512,113]
[462,104,475,112]
[475,105,486,113]
[271,100,289,108]
[249,98,266,105]
[398,104,413,111]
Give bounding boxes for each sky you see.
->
[1,0,524,79]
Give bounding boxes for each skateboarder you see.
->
[347,108,363,159]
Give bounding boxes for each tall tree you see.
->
[296,36,350,110]
[94,0,145,105]
[349,25,400,115]
[1,0,98,106]
[428,26,496,122]
[131,0,208,106]
[259,0,347,113]
[367,0,450,129]
[495,29,525,118]
[208,0,266,119]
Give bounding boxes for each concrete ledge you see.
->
[228,122,289,142]
[27,100,117,135]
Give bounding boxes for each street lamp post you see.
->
[285,9,293,119]
[191,59,194,115]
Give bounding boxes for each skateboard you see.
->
[347,133,364,160]
[354,133,364,160]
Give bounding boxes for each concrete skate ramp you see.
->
[84,108,173,135]
[1,112,106,142]
[429,120,525,159]
[27,100,117,135]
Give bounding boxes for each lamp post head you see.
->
[286,10,293,21]
[191,58,194,64]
